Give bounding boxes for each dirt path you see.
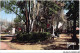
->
[0,34,79,50]
[0,42,15,50]
[6,37,69,50]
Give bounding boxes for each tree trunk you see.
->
[30,0,36,32]
[28,1,30,33]
[46,18,48,32]
[56,21,59,31]
[73,12,77,39]
[72,18,76,38]
[30,20,35,32]
[72,18,79,45]
[52,25,55,37]
[25,1,30,33]
[26,9,28,33]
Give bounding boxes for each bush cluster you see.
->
[14,32,51,43]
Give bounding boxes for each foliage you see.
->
[14,16,23,32]
[42,1,61,15]
[1,1,64,33]
[65,1,79,45]
[1,1,27,22]
[65,1,79,33]
[12,32,51,43]
[14,16,21,23]
[65,1,79,20]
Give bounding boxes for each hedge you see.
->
[12,32,51,43]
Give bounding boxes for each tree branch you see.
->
[9,8,22,19]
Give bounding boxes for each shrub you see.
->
[13,32,51,43]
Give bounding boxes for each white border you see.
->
[0,0,80,53]
[0,50,80,53]
[79,0,80,50]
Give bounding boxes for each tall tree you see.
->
[65,1,79,44]
[1,0,31,33]
[35,1,65,35]
[42,1,65,35]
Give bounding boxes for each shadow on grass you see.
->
[41,44,79,50]
[68,45,79,50]
[42,45,67,50]
[10,38,54,45]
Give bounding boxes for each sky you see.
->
[0,10,68,22]
[0,10,16,22]
[64,10,68,14]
